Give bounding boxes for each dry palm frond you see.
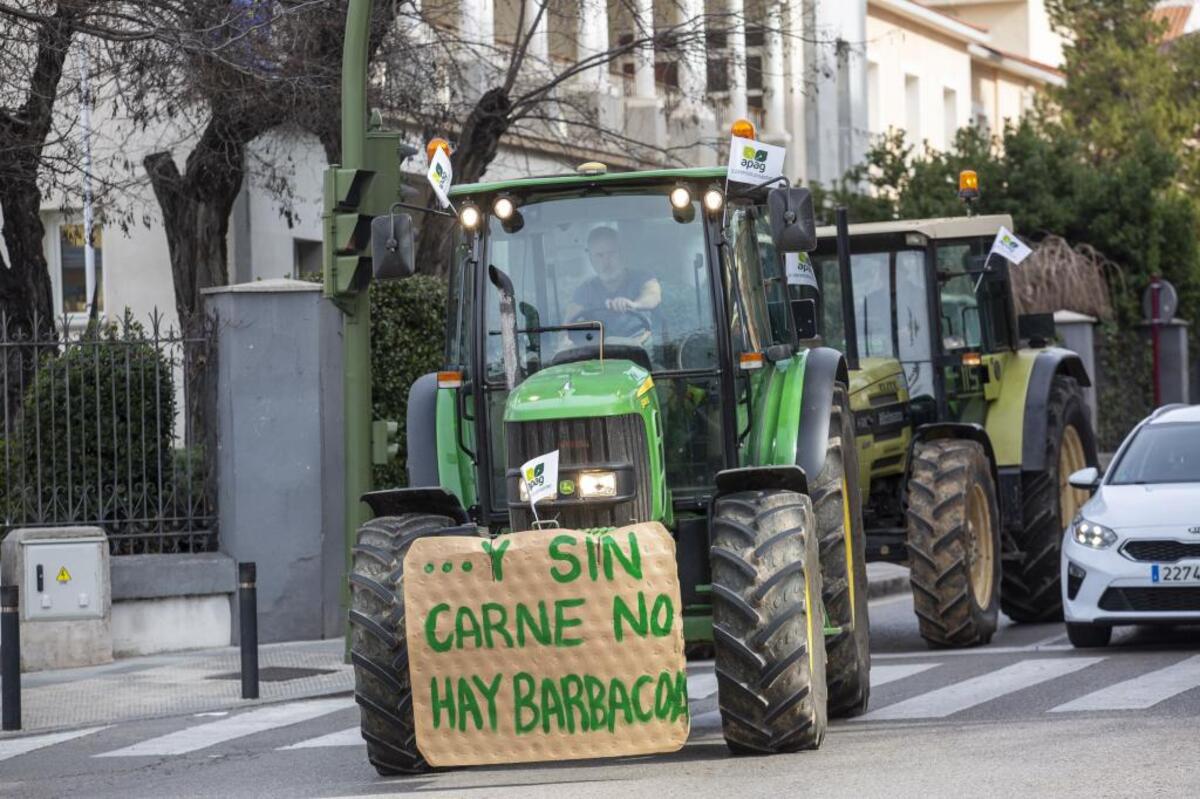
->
[1010,235,1118,319]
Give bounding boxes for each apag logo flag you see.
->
[727,135,785,186]
[519,450,559,506]
[989,226,1033,265]
[426,146,454,208]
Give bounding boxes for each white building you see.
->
[15,0,1066,331]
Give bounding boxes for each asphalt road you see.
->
[5,593,1200,799]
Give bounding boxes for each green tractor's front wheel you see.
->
[348,513,462,776]
[815,384,871,717]
[710,489,828,754]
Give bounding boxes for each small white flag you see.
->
[989,226,1033,265]
[726,135,786,186]
[426,146,453,208]
[785,253,818,288]
[519,450,559,507]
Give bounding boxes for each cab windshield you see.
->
[484,190,716,378]
[813,248,935,399]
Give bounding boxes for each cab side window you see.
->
[753,211,793,344]
[723,207,775,352]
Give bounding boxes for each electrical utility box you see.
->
[0,526,113,670]
[21,535,106,620]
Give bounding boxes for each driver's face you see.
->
[588,241,623,284]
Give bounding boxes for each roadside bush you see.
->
[1095,322,1154,452]
[6,317,177,537]
[370,276,447,489]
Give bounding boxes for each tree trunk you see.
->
[144,130,251,453]
[0,5,80,414]
[415,87,513,277]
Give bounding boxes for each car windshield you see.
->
[484,190,715,378]
[1109,422,1200,485]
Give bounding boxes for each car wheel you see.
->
[1066,622,1112,648]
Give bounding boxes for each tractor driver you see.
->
[564,226,662,341]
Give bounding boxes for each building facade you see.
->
[10,0,1067,333]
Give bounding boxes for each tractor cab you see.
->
[811,210,1099,649]
[438,165,818,532]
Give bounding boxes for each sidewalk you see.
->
[1,567,911,737]
[0,639,353,736]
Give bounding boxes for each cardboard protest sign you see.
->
[726,135,785,186]
[404,523,689,767]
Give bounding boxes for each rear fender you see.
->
[1020,349,1097,472]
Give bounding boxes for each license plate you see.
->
[1151,563,1200,583]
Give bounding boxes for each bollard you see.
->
[239,563,259,700]
[1,585,20,731]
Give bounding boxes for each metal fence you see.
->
[0,310,216,555]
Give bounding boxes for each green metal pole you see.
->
[341,0,372,645]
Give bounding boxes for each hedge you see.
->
[5,318,177,541]
[369,276,448,488]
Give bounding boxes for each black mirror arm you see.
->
[730,174,790,199]
[388,200,455,219]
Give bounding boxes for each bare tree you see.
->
[0,1,83,339]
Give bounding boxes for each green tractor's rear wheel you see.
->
[1004,374,1093,623]
[814,385,870,717]
[906,439,1001,648]
[710,489,828,754]
[348,513,463,776]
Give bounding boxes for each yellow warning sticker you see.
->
[56,566,71,584]
[636,376,654,397]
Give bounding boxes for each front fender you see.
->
[796,347,849,480]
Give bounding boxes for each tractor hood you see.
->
[849,357,906,397]
[504,359,653,422]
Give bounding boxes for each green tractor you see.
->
[807,213,1099,647]
[348,163,873,773]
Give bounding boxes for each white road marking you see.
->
[686,671,718,701]
[871,662,940,687]
[279,726,362,750]
[873,644,1075,660]
[0,727,108,762]
[1051,654,1200,712]
[95,697,354,757]
[854,657,1104,721]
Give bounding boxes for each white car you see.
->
[1061,403,1200,647]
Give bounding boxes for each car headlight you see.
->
[1072,518,1117,549]
[579,471,617,498]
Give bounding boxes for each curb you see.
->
[868,574,910,600]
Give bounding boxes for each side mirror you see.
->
[371,212,415,280]
[767,187,817,254]
[790,298,818,340]
[1068,466,1101,492]
[1018,312,1056,347]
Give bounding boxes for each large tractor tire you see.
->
[1003,374,1093,623]
[906,439,1001,648]
[814,384,870,718]
[348,513,464,776]
[710,489,828,754]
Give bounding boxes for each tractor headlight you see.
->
[1072,518,1116,549]
[517,480,529,502]
[579,471,618,498]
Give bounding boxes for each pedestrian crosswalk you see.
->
[3,653,1200,763]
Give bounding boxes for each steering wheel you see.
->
[676,330,717,370]
[568,306,653,345]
